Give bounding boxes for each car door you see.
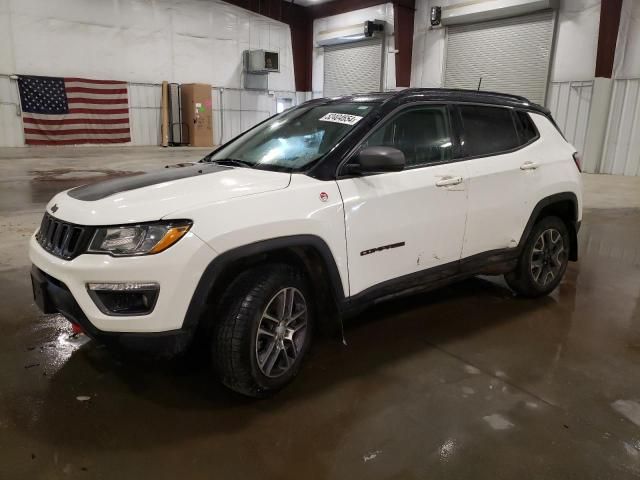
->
[336,104,469,297]
[456,104,535,259]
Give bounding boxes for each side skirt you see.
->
[340,247,519,318]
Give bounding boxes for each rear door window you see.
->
[459,105,519,157]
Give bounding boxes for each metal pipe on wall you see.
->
[219,88,224,145]
[161,81,169,147]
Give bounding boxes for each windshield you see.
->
[204,103,375,171]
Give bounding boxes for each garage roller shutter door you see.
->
[324,39,383,97]
[444,10,555,105]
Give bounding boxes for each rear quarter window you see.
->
[459,105,519,157]
[514,110,539,145]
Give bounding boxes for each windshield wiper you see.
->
[207,158,254,169]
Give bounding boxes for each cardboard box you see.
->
[180,83,213,147]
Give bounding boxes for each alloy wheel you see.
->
[255,287,308,378]
[530,228,566,287]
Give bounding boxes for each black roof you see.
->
[309,88,550,116]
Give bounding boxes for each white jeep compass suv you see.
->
[30,89,582,397]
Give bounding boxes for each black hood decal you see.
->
[68,163,230,201]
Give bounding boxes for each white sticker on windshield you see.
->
[319,112,363,125]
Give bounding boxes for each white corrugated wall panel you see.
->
[212,88,298,145]
[445,10,555,105]
[211,88,223,145]
[323,39,383,97]
[219,89,242,145]
[0,77,24,147]
[212,88,269,145]
[546,80,593,162]
[296,91,312,104]
[128,83,162,146]
[600,79,640,176]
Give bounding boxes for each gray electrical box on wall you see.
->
[243,49,279,90]
[244,50,280,74]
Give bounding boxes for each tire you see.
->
[505,216,570,298]
[212,263,313,398]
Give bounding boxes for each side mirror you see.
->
[345,146,406,175]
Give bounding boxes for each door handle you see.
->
[520,161,539,170]
[435,176,463,187]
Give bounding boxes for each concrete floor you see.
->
[1,146,640,479]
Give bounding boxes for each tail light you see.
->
[572,152,582,172]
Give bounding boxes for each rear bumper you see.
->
[31,265,192,355]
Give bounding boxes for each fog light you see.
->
[87,282,159,316]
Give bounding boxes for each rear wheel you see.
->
[212,264,312,397]
[505,216,570,298]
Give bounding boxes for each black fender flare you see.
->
[519,192,580,260]
[182,234,346,333]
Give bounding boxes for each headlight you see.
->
[88,220,192,256]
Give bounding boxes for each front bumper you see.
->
[31,265,191,354]
[29,229,216,348]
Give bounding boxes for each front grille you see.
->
[36,213,93,260]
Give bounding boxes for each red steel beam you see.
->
[393,0,415,87]
[289,13,313,93]
[595,0,623,78]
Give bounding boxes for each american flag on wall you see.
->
[18,75,131,145]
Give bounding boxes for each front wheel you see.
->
[505,216,570,298]
[212,264,313,398]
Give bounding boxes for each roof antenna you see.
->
[477,76,482,92]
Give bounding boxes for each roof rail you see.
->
[399,87,531,103]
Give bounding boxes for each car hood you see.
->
[46,163,291,225]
